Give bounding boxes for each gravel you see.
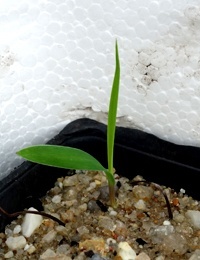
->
[0,170,200,259]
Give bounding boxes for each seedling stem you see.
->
[17,41,121,208]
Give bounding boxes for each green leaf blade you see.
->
[107,40,120,174]
[17,145,106,172]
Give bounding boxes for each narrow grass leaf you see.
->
[17,145,106,171]
[107,41,120,174]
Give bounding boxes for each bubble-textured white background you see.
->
[1,0,200,179]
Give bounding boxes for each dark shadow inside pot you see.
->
[1,118,200,232]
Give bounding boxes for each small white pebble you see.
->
[186,210,200,229]
[136,252,151,260]
[134,199,146,210]
[150,224,174,237]
[78,203,87,211]
[24,244,30,250]
[21,207,43,238]
[189,249,200,260]
[52,195,61,204]
[77,226,89,235]
[26,244,36,254]
[24,243,37,254]
[63,175,78,187]
[42,230,57,243]
[13,224,21,234]
[163,220,171,226]
[58,181,63,189]
[155,256,165,260]
[117,241,136,260]
[40,248,56,259]
[86,182,96,191]
[4,251,14,258]
[193,201,199,206]
[5,228,12,236]
[6,236,26,250]
[109,210,117,216]
[174,213,185,223]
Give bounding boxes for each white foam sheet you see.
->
[1,0,200,179]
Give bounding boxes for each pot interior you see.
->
[1,118,200,231]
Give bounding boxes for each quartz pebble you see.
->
[13,224,21,234]
[155,256,165,260]
[42,229,57,243]
[77,225,90,235]
[161,233,188,254]
[39,248,56,259]
[180,188,186,194]
[4,251,14,258]
[63,175,78,187]
[25,244,36,254]
[55,225,69,236]
[150,224,174,237]
[98,216,115,231]
[134,199,146,210]
[150,223,188,254]
[5,235,26,250]
[109,209,117,216]
[189,249,200,260]
[78,203,87,211]
[87,181,96,191]
[52,194,61,204]
[5,228,12,236]
[186,210,200,229]
[117,241,136,260]
[163,220,170,225]
[39,248,72,259]
[21,207,43,238]
[132,185,153,199]
[135,252,150,260]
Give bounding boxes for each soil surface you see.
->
[0,171,200,259]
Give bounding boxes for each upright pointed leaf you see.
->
[107,41,120,174]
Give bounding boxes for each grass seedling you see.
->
[17,41,120,208]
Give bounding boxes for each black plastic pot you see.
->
[1,118,200,232]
